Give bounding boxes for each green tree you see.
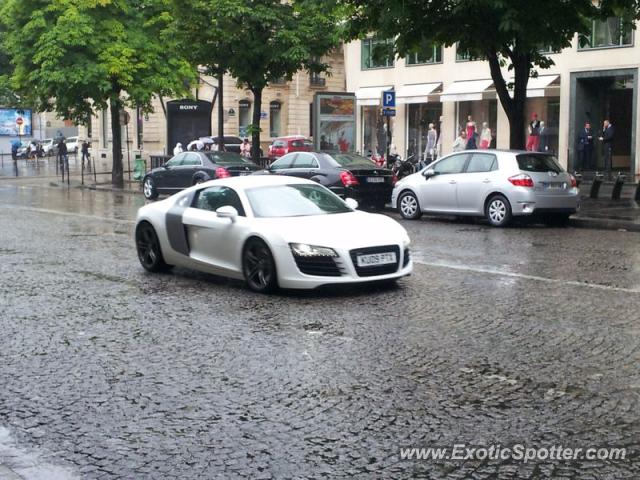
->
[1,0,195,187]
[172,0,342,161]
[340,0,639,149]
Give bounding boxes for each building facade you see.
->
[345,18,640,179]
[81,50,345,162]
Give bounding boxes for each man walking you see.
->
[598,119,614,178]
[58,137,68,172]
[577,122,594,170]
[81,140,90,170]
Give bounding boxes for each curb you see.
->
[569,216,640,232]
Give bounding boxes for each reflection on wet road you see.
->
[1,181,639,479]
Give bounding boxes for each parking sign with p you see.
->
[382,90,396,108]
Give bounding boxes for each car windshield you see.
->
[247,184,352,218]
[517,154,563,173]
[322,153,374,168]
[205,152,253,165]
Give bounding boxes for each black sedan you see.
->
[142,151,259,200]
[256,151,395,208]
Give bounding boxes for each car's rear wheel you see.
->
[486,195,512,227]
[398,191,422,220]
[136,222,171,272]
[143,177,158,200]
[243,238,278,293]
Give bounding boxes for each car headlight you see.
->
[289,243,338,258]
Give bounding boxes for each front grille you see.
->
[403,248,410,267]
[349,245,400,277]
[294,255,343,277]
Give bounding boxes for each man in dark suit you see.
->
[598,119,614,178]
[577,122,594,170]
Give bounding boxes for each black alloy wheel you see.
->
[243,238,278,293]
[135,222,171,272]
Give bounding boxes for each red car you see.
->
[268,136,313,162]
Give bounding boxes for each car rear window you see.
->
[322,153,373,168]
[517,154,563,173]
[205,152,253,165]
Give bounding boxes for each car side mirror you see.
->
[423,168,436,179]
[345,198,359,210]
[163,163,170,169]
[216,205,238,222]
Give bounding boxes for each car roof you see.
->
[273,135,310,141]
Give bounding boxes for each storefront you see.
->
[397,83,442,160]
[356,86,392,156]
[522,75,561,155]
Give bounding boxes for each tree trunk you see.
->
[110,96,124,188]
[250,87,263,163]
[487,50,530,150]
[218,71,225,151]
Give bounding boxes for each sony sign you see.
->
[179,105,198,111]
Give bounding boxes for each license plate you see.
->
[356,252,396,267]
[366,177,385,183]
[542,182,565,190]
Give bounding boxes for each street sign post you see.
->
[381,90,396,166]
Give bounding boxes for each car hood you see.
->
[258,211,409,249]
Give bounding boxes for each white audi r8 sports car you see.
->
[135,176,412,292]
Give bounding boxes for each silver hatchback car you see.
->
[392,150,579,227]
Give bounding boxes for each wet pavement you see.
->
[1,181,640,479]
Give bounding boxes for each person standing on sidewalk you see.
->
[577,122,594,170]
[81,140,90,170]
[598,119,614,179]
[58,138,68,171]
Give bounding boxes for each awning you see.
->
[396,82,442,104]
[525,74,560,97]
[355,86,393,106]
[440,79,494,102]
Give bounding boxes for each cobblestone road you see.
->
[1,183,639,479]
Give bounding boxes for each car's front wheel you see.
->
[135,222,171,272]
[486,194,512,227]
[143,176,158,200]
[398,191,422,220]
[243,238,278,293]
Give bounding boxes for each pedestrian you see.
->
[58,138,68,170]
[577,122,594,170]
[452,130,467,152]
[479,122,492,149]
[423,123,437,163]
[240,138,251,158]
[173,142,183,156]
[81,140,91,169]
[598,119,614,178]
[526,113,541,151]
[537,121,550,153]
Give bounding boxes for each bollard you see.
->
[590,172,604,199]
[611,173,625,200]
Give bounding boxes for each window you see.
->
[166,153,185,167]
[183,153,202,166]
[580,17,633,49]
[247,184,351,218]
[361,37,394,69]
[101,110,109,148]
[406,44,442,65]
[270,153,296,170]
[310,72,326,87]
[434,154,468,174]
[86,114,92,139]
[194,186,245,216]
[516,154,563,173]
[292,153,318,168]
[466,153,497,173]
[239,99,251,137]
[456,44,486,62]
[270,101,281,137]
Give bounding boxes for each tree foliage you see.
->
[0,0,195,187]
[339,0,640,149]
[171,0,343,161]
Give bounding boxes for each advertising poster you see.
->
[0,108,33,136]
[314,93,356,153]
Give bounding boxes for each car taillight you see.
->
[569,174,577,188]
[216,167,231,178]
[340,171,359,187]
[508,174,534,187]
[392,173,398,186]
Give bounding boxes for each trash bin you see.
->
[133,158,147,181]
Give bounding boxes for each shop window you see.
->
[362,105,389,156]
[361,37,394,70]
[407,103,442,160]
[579,17,633,49]
[406,44,442,65]
[456,44,486,62]
[270,101,282,138]
[239,99,251,137]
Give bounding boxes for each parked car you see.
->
[15,141,31,159]
[142,151,260,200]
[135,175,412,292]
[392,150,579,227]
[256,151,395,209]
[268,136,313,161]
[200,136,244,153]
[65,136,82,153]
